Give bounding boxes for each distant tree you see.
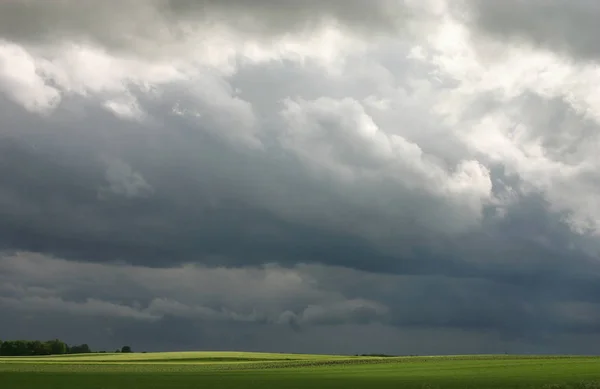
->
[0,340,44,356]
[30,340,49,355]
[0,338,96,356]
[121,346,132,353]
[14,340,30,356]
[69,344,91,354]
[0,340,16,356]
[115,349,121,353]
[45,339,67,355]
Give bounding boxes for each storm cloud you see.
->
[2,0,600,355]
[466,0,600,61]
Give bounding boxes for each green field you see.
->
[2,352,600,388]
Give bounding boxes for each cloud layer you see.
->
[2,0,600,354]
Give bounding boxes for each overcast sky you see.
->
[2,0,600,355]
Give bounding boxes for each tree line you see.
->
[0,339,133,356]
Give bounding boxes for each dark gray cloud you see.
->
[466,0,600,61]
[3,249,600,354]
[0,0,409,58]
[0,89,486,272]
[2,82,598,354]
[2,0,600,355]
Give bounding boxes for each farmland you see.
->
[2,352,600,388]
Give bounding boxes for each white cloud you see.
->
[278,96,492,239]
[0,41,60,112]
[353,1,600,235]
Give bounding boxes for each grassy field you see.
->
[2,352,600,388]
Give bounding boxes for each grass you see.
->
[2,352,600,388]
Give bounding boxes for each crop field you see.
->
[2,352,600,389]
